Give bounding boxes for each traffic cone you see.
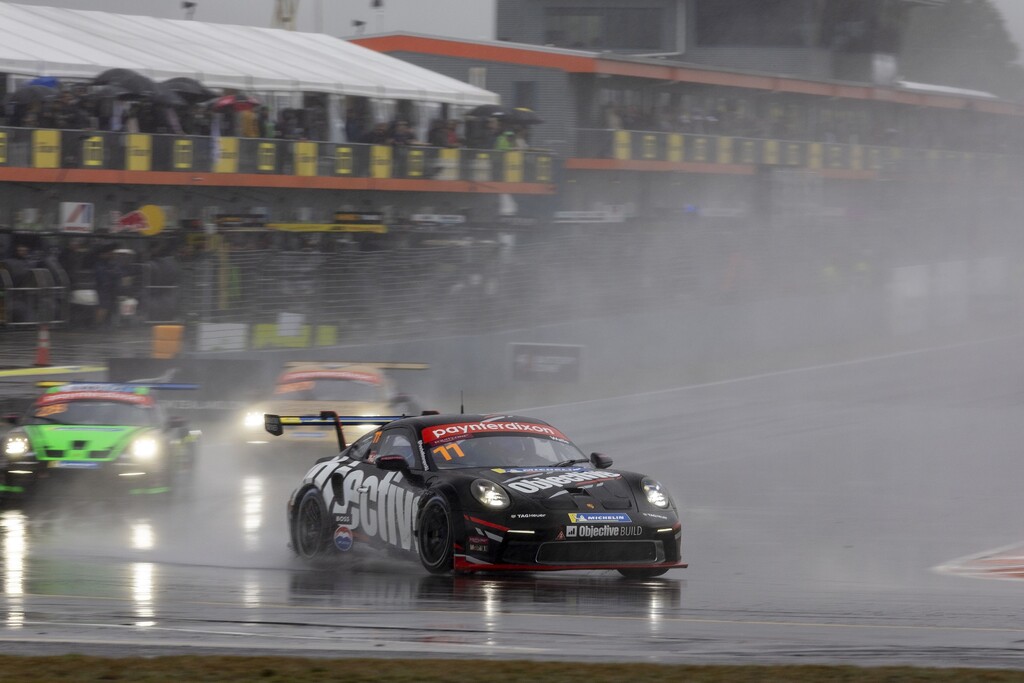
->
[34,324,51,367]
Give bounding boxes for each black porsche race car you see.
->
[268,412,686,577]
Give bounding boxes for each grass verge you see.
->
[1,657,1024,683]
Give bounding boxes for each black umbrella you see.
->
[4,84,59,106]
[86,83,135,101]
[467,104,509,119]
[92,68,157,96]
[508,107,544,125]
[161,77,217,104]
[152,84,187,108]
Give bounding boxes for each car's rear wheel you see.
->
[293,488,331,559]
[617,567,670,579]
[417,495,455,574]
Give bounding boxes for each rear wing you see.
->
[35,382,200,391]
[264,411,402,450]
[282,362,429,370]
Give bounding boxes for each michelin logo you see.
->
[567,513,632,524]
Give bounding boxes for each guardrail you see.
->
[0,127,557,185]
[575,128,1021,177]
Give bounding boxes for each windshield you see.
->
[427,434,586,470]
[273,379,386,402]
[26,400,157,427]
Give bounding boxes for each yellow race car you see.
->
[240,362,425,452]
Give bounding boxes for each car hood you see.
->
[24,424,149,460]
[478,466,637,511]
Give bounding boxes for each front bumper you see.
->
[2,458,170,495]
[457,513,686,573]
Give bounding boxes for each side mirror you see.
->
[166,416,187,430]
[4,413,20,426]
[590,452,613,469]
[376,454,410,472]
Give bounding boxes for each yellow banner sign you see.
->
[82,136,104,167]
[126,134,151,172]
[215,137,239,174]
[32,130,60,168]
[294,141,317,176]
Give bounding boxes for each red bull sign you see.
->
[111,205,166,236]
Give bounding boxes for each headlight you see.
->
[2,435,30,458]
[130,437,160,461]
[641,477,670,509]
[471,479,510,509]
[243,411,263,428]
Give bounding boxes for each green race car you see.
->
[0,383,199,498]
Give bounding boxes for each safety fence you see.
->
[174,221,1024,353]
[0,127,556,185]
[0,265,68,327]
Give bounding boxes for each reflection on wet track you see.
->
[3,336,1024,668]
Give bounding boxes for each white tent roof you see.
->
[0,2,498,105]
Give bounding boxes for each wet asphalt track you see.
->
[2,335,1024,667]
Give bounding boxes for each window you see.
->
[544,8,662,50]
[345,432,375,461]
[696,0,820,48]
[513,81,537,112]
[373,429,419,469]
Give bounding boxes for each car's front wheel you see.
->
[292,488,331,560]
[417,495,455,574]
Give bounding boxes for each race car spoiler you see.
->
[36,382,200,390]
[282,362,429,370]
[264,411,403,450]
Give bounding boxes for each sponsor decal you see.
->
[566,524,643,539]
[333,526,354,551]
[334,513,353,525]
[643,512,670,521]
[329,468,421,551]
[49,461,100,469]
[567,513,632,524]
[506,470,621,494]
[423,421,569,445]
[467,534,489,553]
[493,467,586,474]
[510,513,547,519]
[555,530,565,540]
[278,370,381,385]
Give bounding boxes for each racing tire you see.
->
[617,567,670,579]
[417,495,455,574]
[292,488,332,560]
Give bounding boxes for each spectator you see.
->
[92,244,123,327]
[390,120,417,146]
[360,121,389,144]
[239,104,260,138]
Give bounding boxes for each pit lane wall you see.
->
[168,254,1022,415]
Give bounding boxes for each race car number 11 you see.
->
[432,443,466,461]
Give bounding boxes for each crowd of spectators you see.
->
[0,81,539,153]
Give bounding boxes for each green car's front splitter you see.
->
[0,484,25,493]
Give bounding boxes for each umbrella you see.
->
[211,93,259,111]
[4,84,59,106]
[86,83,135,101]
[92,68,157,96]
[467,104,509,119]
[508,107,544,125]
[152,84,187,108]
[161,77,217,104]
[28,76,59,89]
